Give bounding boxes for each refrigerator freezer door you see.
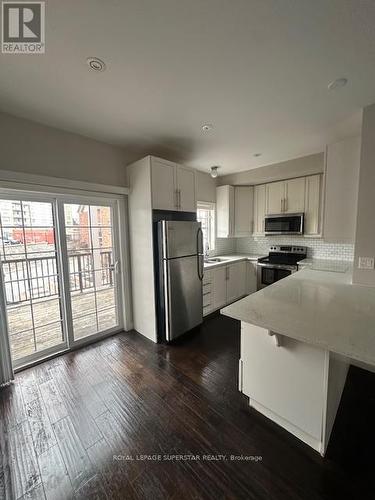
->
[162,221,202,259]
[164,255,203,341]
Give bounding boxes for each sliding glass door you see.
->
[0,196,67,367]
[0,193,124,369]
[61,201,121,342]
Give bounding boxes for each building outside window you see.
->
[197,202,215,254]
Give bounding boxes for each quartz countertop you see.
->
[204,253,264,269]
[298,258,352,273]
[221,268,375,367]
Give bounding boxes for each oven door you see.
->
[257,264,294,290]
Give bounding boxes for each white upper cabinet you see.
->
[151,158,176,211]
[256,175,322,236]
[234,186,253,237]
[323,137,361,243]
[266,178,305,215]
[266,181,285,214]
[253,184,266,235]
[284,177,306,213]
[176,165,196,212]
[216,185,235,237]
[216,185,253,238]
[304,175,321,235]
[150,157,196,212]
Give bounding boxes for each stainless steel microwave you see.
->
[264,213,304,235]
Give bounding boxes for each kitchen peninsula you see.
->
[221,268,375,455]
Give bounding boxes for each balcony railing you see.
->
[2,251,113,305]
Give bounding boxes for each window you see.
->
[197,202,215,253]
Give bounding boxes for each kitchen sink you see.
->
[204,257,229,263]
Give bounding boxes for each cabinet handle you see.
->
[179,189,181,209]
[284,198,287,212]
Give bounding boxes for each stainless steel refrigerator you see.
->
[157,220,204,341]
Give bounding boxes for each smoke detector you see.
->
[202,124,213,132]
[87,57,106,72]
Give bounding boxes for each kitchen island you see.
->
[221,267,375,455]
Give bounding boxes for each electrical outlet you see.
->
[358,257,375,270]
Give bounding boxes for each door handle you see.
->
[109,261,120,274]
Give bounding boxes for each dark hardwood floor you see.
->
[1,313,375,499]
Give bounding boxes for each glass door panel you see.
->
[63,202,120,341]
[0,198,66,366]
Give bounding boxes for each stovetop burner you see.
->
[258,245,307,267]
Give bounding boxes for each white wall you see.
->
[353,103,375,285]
[195,170,216,203]
[0,112,129,186]
[218,153,324,186]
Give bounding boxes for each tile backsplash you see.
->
[213,238,236,255]
[235,236,354,261]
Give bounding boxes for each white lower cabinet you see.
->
[240,322,349,455]
[246,262,257,294]
[212,266,227,310]
[203,261,249,316]
[226,262,247,303]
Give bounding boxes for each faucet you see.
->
[204,242,210,258]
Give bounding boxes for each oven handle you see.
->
[256,262,297,272]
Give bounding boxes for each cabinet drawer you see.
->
[203,272,212,285]
[203,303,213,316]
[203,290,212,307]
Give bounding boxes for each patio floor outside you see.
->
[8,287,117,362]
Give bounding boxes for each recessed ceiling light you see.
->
[328,78,348,90]
[202,124,213,132]
[87,57,106,72]
[253,153,262,157]
[210,166,220,178]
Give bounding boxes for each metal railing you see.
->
[2,251,113,305]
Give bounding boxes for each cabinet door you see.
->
[176,165,196,212]
[151,158,177,210]
[227,262,247,303]
[266,181,285,214]
[253,184,266,235]
[304,175,321,235]
[216,186,234,237]
[246,262,257,294]
[285,177,305,213]
[212,266,227,310]
[241,323,326,441]
[234,186,253,237]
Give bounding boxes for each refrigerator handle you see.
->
[196,227,204,281]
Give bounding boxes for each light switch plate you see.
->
[358,257,375,270]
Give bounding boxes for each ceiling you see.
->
[0,0,374,175]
